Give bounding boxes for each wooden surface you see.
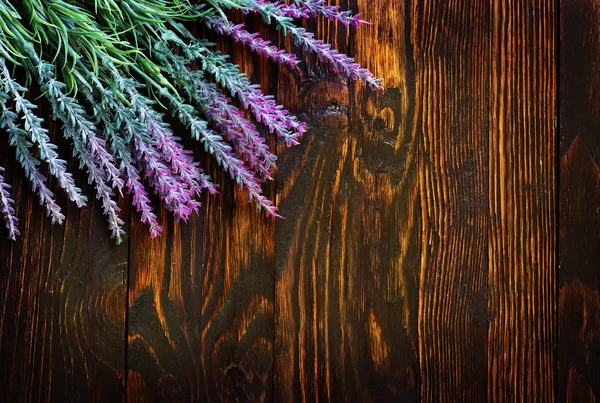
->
[0,0,597,402]
[559,0,600,401]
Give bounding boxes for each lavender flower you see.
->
[166,26,306,146]
[123,85,207,221]
[0,0,380,240]
[152,43,277,179]
[0,58,87,209]
[30,56,126,241]
[241,0,383,89]
[291,0,370,28]
[0,96,64,224]
[124,162,163,238]
[168,96,279,216]
[75,68,164,237]
[147,119,217,196]
[203,12,298,68]
[0,166,19,240]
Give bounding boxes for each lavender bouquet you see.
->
[0,0,382,243]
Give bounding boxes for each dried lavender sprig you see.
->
[165,26,306,146]
[188,73,277,180]
[0,58,87,208]
[240,0,383,89]
[147,119,217,195]
[124,161,163,237]
[133,130,200,221]
[94,6,270,209]
[35,60,124,194]
[115,75,218,201]
[152,43,276,179]
[0,166,19,240]
[29,56,125,241]
[107,83,201,222]
[76,69,163,237]
[168,95,278,214]
[153,82,279,216]
[0,96,64,224]
[115,80,205,221]
[203,12,298,68]
[98,54,219,200]
[290,0,370,28]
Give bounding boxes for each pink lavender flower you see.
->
[34,60,126,241]
[192,77,277,180]
[158,47,278,179]
[165,27,307,146]
[123,162,163,238]
[0,166,19,240]
[1,58,87,209]
[286,26,383,89]
[0,0,381,241]
[203,13,298,68]
[0,100,64,224]
[290,0,370,28]
[170,99,279,216]
[133,134,200,222]
[147,119,218,196]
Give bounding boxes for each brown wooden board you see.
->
[486,1,556,400]
[414,0,492,400]
[559,0,600,401]
[0,97,128,402]
[274,0,420,401]
[274,0,556,401]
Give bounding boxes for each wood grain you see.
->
[413,0,491,400]
[275,0,421,401]
[1,2,595,401]
[125,17,276,402]
[417,0,556,400]
[0,96,128,402]
[559,0,600,401]
[486,1,556,400]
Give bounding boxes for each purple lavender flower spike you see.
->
[123,163,163,238]
[194,79,277,179]
[165,28,307,145]
[290,0,371,28]
[242,1,384,90]
[287,26,383,90]
[0,58,87,208]
[133,134,199,222]
[151,44,278,178]
[147,119,218,196]
[204,13,298,68]
[0,166,20,240]
[0,99,65,224]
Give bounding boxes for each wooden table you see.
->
[0,0,598,401]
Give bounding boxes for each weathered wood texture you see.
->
[274,0,420,401]
[0,98,129,401]
[275,0,556,401]
[559,0,600,401]
[0,0,597,401]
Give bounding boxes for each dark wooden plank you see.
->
[486,1,556,400]
[0,100,128,401]
[274,1,421,401]
[413,1,492,400]
[559,0,600,401]
[417,0,556,399]
[125,20,276,402]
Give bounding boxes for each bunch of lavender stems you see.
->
[0,0,382,241]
